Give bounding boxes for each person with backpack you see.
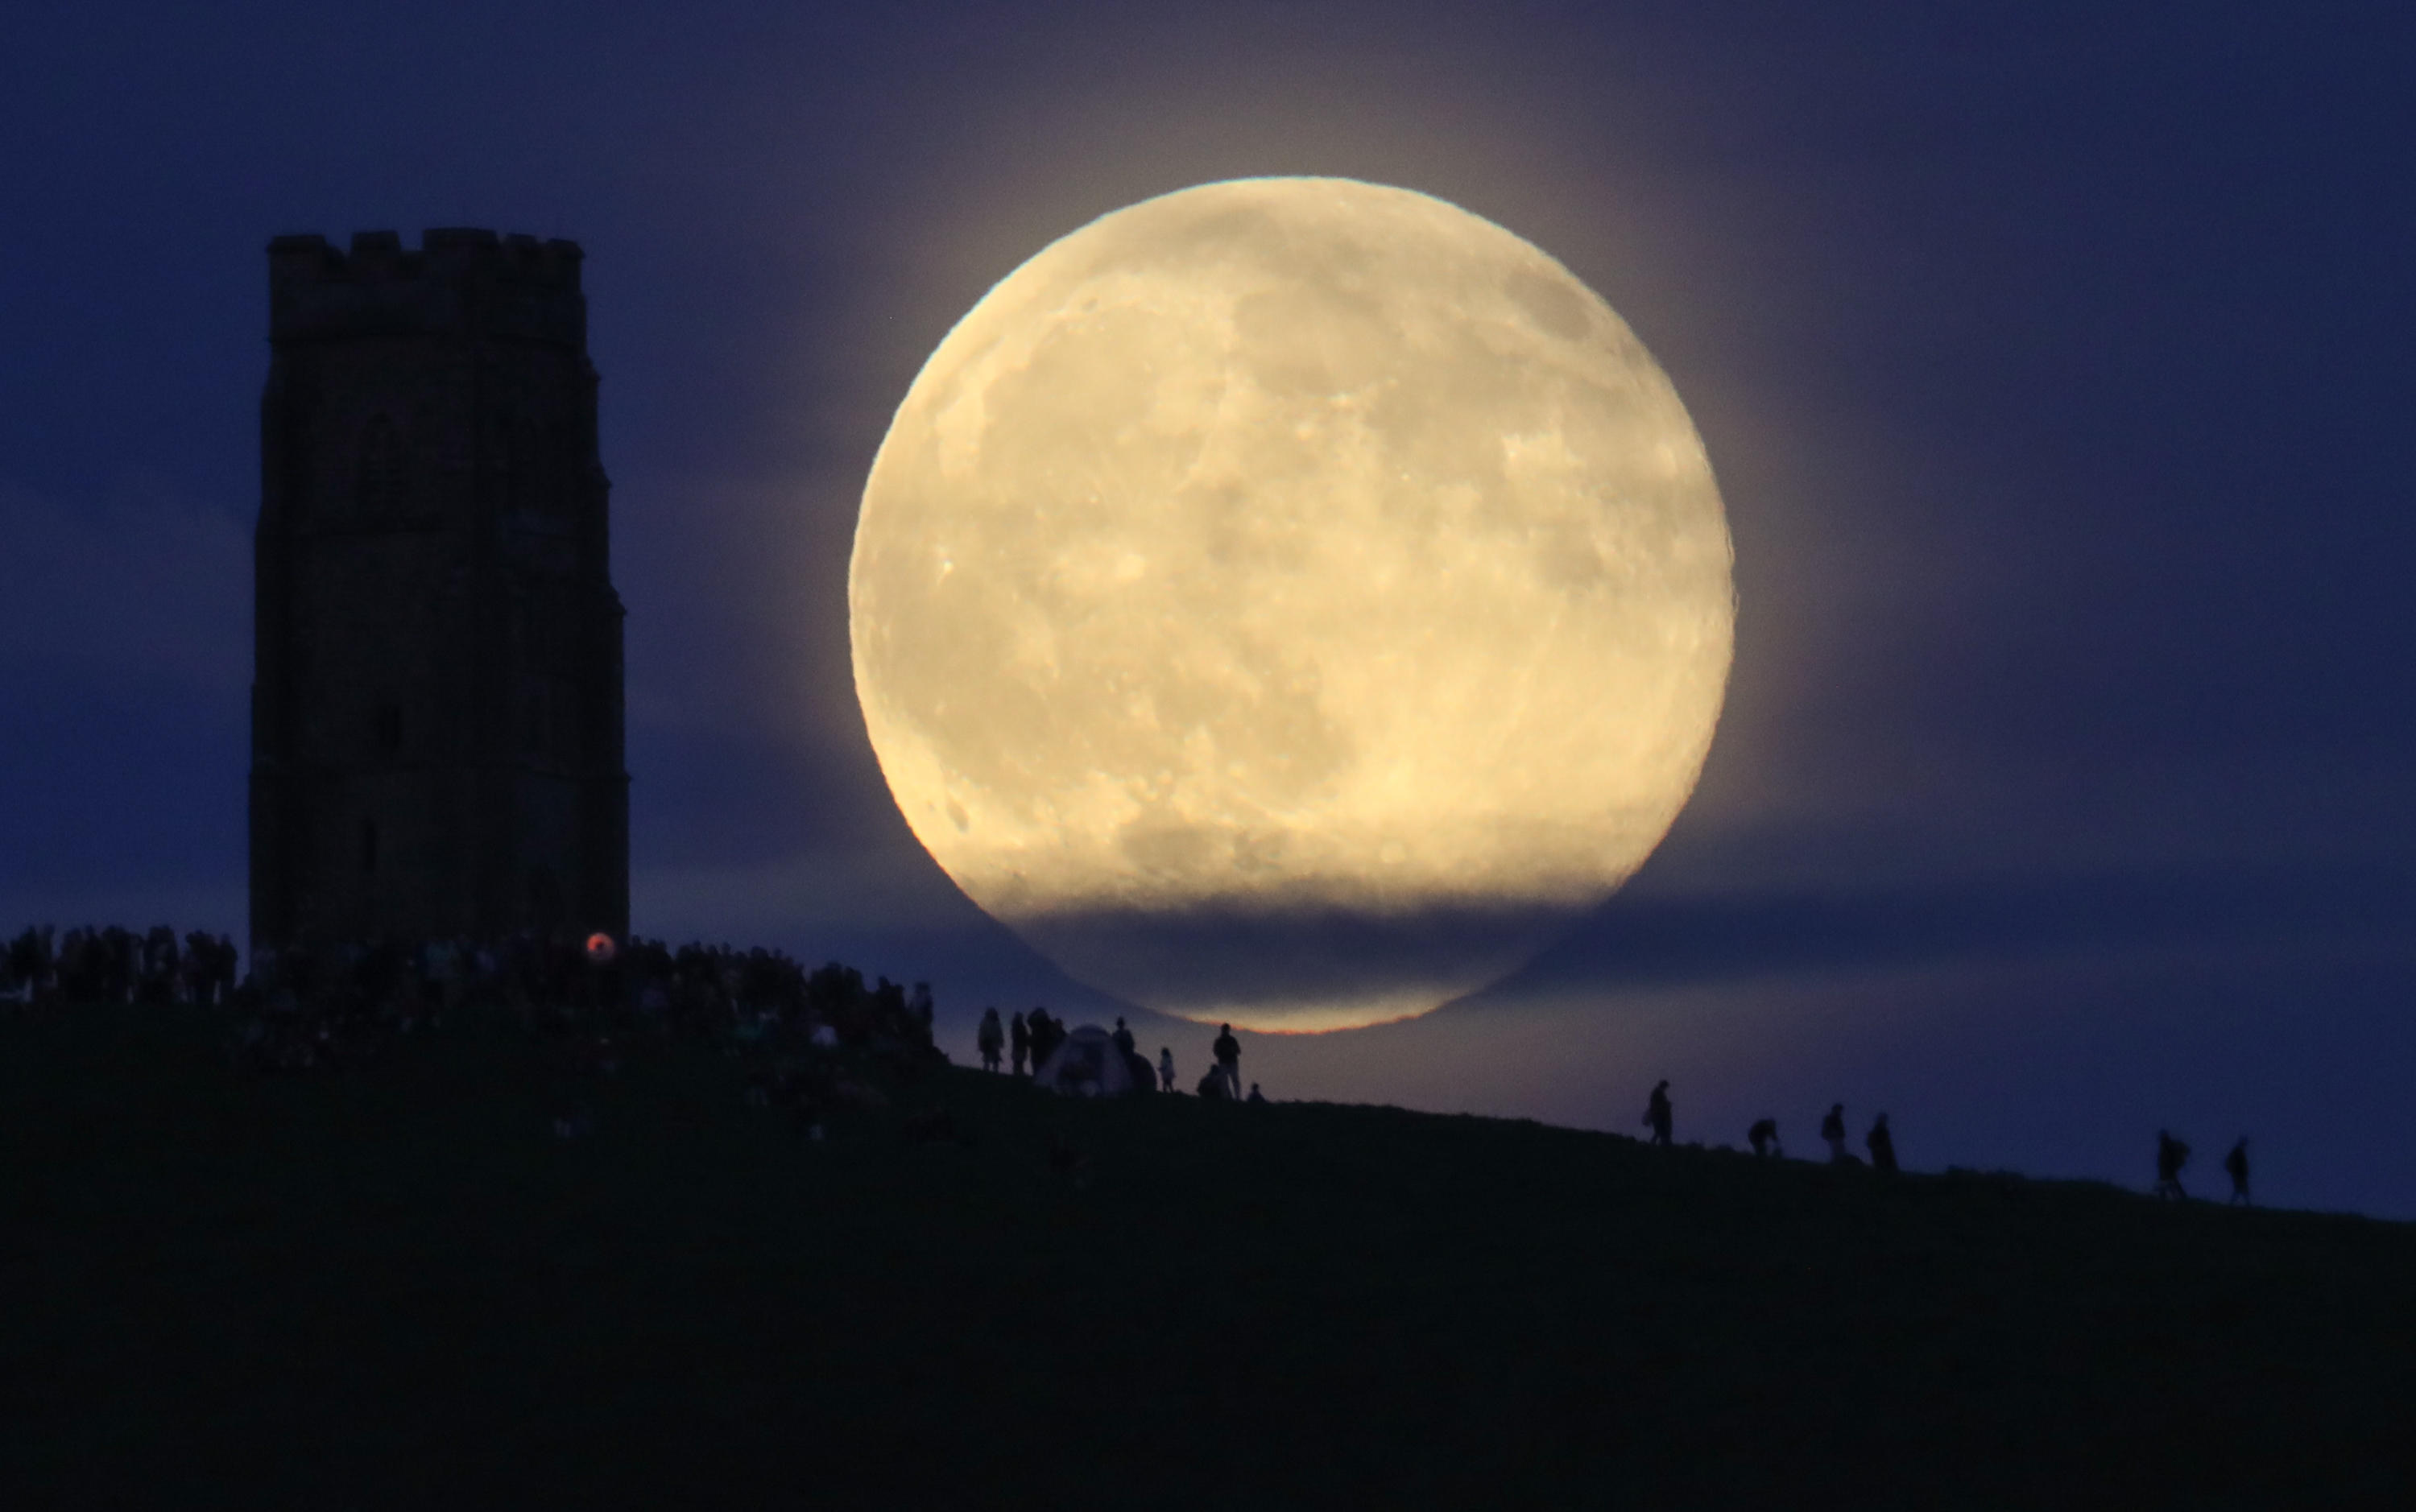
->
[2160,1129,2190,1198]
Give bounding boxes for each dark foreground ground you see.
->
[3,1004,2412,1509]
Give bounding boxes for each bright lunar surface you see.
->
[850,178,1733,1031]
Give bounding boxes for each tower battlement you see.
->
[268,229,587,345]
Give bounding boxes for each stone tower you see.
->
[250,229,628,950]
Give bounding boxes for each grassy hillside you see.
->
[2,1002,2411,1508]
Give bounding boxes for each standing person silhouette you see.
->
[976,1007,1005,1072]
[1158,1047,1177,1093]
[2154,1130,2191,1200]
[1009,1010,1030,1077]
[1821,1104,1850,1164]
[1111,1016,1136,1056]
[1642,1080,1673,1146]
[1028,1008,1061,1070]
[1865,1113,1898,1173]
[2224,1137,2251,1205]
[1213,1023,1242,1100]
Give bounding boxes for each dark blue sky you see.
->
[3,3,2411,1212]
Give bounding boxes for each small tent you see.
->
[1034,1024,1150,1097]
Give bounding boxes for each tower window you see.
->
[374,704,403,754]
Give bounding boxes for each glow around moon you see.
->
[850,178,1733,1031]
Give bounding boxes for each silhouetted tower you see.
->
[250,229,628,949]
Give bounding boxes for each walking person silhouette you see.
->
[2224,1137,2251,1206]
[1642,1080,1673,1146]
[2154,1130,2191,1200]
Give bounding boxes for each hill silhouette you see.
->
[3,1000,2412,1507]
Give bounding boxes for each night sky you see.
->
[4,4,2411,1213]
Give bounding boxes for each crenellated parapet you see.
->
[267,229,587,345]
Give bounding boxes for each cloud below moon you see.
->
[851,177,1733,1030]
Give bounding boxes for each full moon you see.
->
[850,178,1733,1031]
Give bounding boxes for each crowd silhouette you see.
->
[974,1002,1263,1107]
[3,922,2265,1203]
[3,922,945,1080]
[4,925,238,1009]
